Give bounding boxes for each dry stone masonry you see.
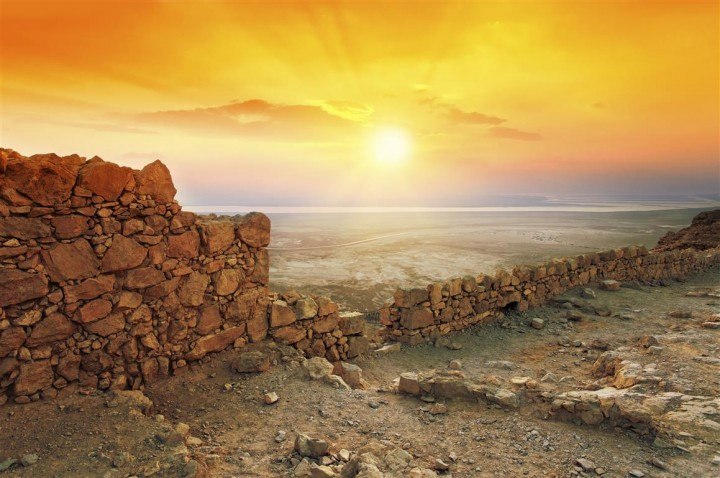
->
[382,244,720,344]
[0,149,367,405]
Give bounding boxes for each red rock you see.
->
[77,158,133,201]
[25,313,76,347]
[246,312,269,342]
[75,298,112,323]
[14,360,54,396]
[0,245,28,259]
[0,269,49,307]
[400,308,434,330]
[51,215,90,239]
[270,300,296,327]
[0,152,84,206]
[0,217,51,239]
[83,312,125,337]
[144,276,180,300]
[236,212,271,248]
[316,296,338,316]
[185,326,245,360]
[226,288,263,321]
[167,230,200,259]
[0,327,26,357]
[213,268,242,296]
[272,325,306,344]
[178,271,209,306]
[312,315,339,334]
[201,221,236,254]
[135,160,176,204]
[57,353,80,381]
[63,274,115,303]
[248,250,269,285]
[196,305,222,335]
[346,336,371,358]
[125,267,165,289]
[41,238,100,282]
[101,235,147,272]
[339,314,365,335]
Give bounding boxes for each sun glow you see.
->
[373,128,411,164]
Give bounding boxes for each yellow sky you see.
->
[1,1,718,206]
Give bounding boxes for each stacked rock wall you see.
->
[382,245,720,344]
[0,150,366,405]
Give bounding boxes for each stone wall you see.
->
[0,150,367,405]
[381,245,720,344]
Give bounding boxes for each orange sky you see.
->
[1,1,718,206]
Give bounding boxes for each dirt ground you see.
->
[1,267,719,478]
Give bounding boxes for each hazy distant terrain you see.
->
[260,208,712,311]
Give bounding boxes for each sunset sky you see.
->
[1,1,718,206]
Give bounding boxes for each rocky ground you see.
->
[1,268,719,478]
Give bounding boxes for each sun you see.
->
[373,128,411,164]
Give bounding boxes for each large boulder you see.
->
[41,238,100,282]
[167,230,200,259]
[0,327,26,357]
[51,215,90,239]
[213,268,242,296]
[63,275,115,303]
[14,360,54,396]
[76,158,133,201]
[125,267,165,289]
[101,235,147,272]
[236,212,271,248]
[0,152,84,206]
[0,217,51,239]
[83,312,125,337]
[135,160,176,204]
[178,271,210,307]
[201,221,236,255]
[185,326,245,360]
[25,313,75,347]
[270,300,296,327]
[0,269,48,307]
[400,308,434,330]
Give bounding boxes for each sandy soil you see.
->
[2,267,718,478]
[268,208,709,311]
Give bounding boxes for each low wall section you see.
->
[381,245,720,344]
[0,150,366,405]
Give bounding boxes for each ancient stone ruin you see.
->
[0,149,368,405]
[382,246,720,345]
[1,148,717,408]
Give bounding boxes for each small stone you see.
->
[448,360,462,370]
[186,436,203,446]
[628,470,645,478]
[294,433,329,458]
[669,310,692,318]
[575,458,595,471]
[275,430,287,443]
[264,392,279,405]
[530,318,545,329]
[430,403,448,415]
[649,457,667,470]
[433,458,450,471]
[599,279,621,291]
[20,454,38,466]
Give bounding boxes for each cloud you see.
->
[487,126,542,141]
[132,99,367,140]
[447,107,506,125]
[319,100,374,122]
